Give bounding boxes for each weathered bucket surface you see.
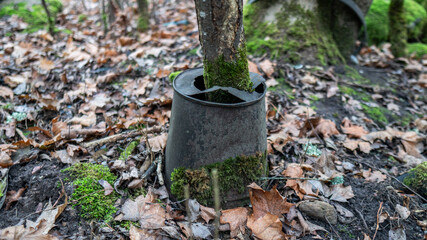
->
[165,68,267,189]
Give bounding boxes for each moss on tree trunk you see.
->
[137,0,149,32]
[389,0,407,57]
[194,0,252,102]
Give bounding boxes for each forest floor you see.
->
[0,0,426,240]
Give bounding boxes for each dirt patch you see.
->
[0,150,91,238]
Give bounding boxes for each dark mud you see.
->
[0,150,91,239]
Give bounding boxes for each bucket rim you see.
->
[172,67,267,108]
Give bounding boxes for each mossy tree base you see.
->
[244,0,371,65]
[170,152,267,207]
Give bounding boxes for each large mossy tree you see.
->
[244,0,373,65]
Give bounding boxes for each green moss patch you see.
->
[366,0,427,45]
[170,152,266,206]
[62,163,119,222]
[0,0,63,33]
[403,162,427,197]
[362,104,389,124]
[408,42,427,57]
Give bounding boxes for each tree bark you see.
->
[194,0,252,102]
[389,0,407,57]
[137,0,149,32]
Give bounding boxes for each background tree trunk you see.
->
[244,0,372,65]
[194,0,252,102]
[389,0,407,57]
[136,0,149,32]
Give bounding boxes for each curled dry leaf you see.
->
[341,118,369,138]
[5,187,26,210]
[0,152,13,168]
[310,119,340,138]
[220,207,249,237]
[259,59,275,78]
[363,170,387,183]
[301,73,318,85]
[0,86,13,100]
[98,180,114,196]
[200,205,216,224]
[129,225,158,240]
[39,58,55,71]
[247,212,287,240]
[268,131,292,154]
[327,184,355,202]
[395,204,410,220]
[147,133,168,152]
[248,60,261,74]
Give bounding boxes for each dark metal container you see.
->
[165,67,267,188]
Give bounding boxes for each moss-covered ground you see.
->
[62,163,119,222]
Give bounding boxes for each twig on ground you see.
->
[355,208,370,232]
[211,169,220,240]
[79,126,162,148]
[61,128,106,139]
[325,217,342,240]
[372,201,383,240]
[156,156,164,185]
[15,128,28,142]
[260,176,330,182]
[184,185,193,240]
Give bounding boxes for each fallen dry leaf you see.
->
[0,152,13,168]
[98,180,114,195]
[220,207,249,237]
[301,73,318,85]
[341,118,368,138]
[327,184,355,202]
[129,225,158,240]
[248,183,293,219]
[259,59,275,78]
[200,205,216,224]
[247,212,287,240]
[0,86,13,100]
[5,187,26,210]
[363,170,387,183]
[39,58,55,71]
[311,119,340,138]
[147,133,168,152]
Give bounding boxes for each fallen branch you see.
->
[79,126,162,148]
[61,128,106,139]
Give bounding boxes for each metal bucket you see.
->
[165,67,267,198]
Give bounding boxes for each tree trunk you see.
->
[137,0,149,32]
[194,0,252,102]
[389,0,407,57]
[244,0,372,65]
[41,0,54,36]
